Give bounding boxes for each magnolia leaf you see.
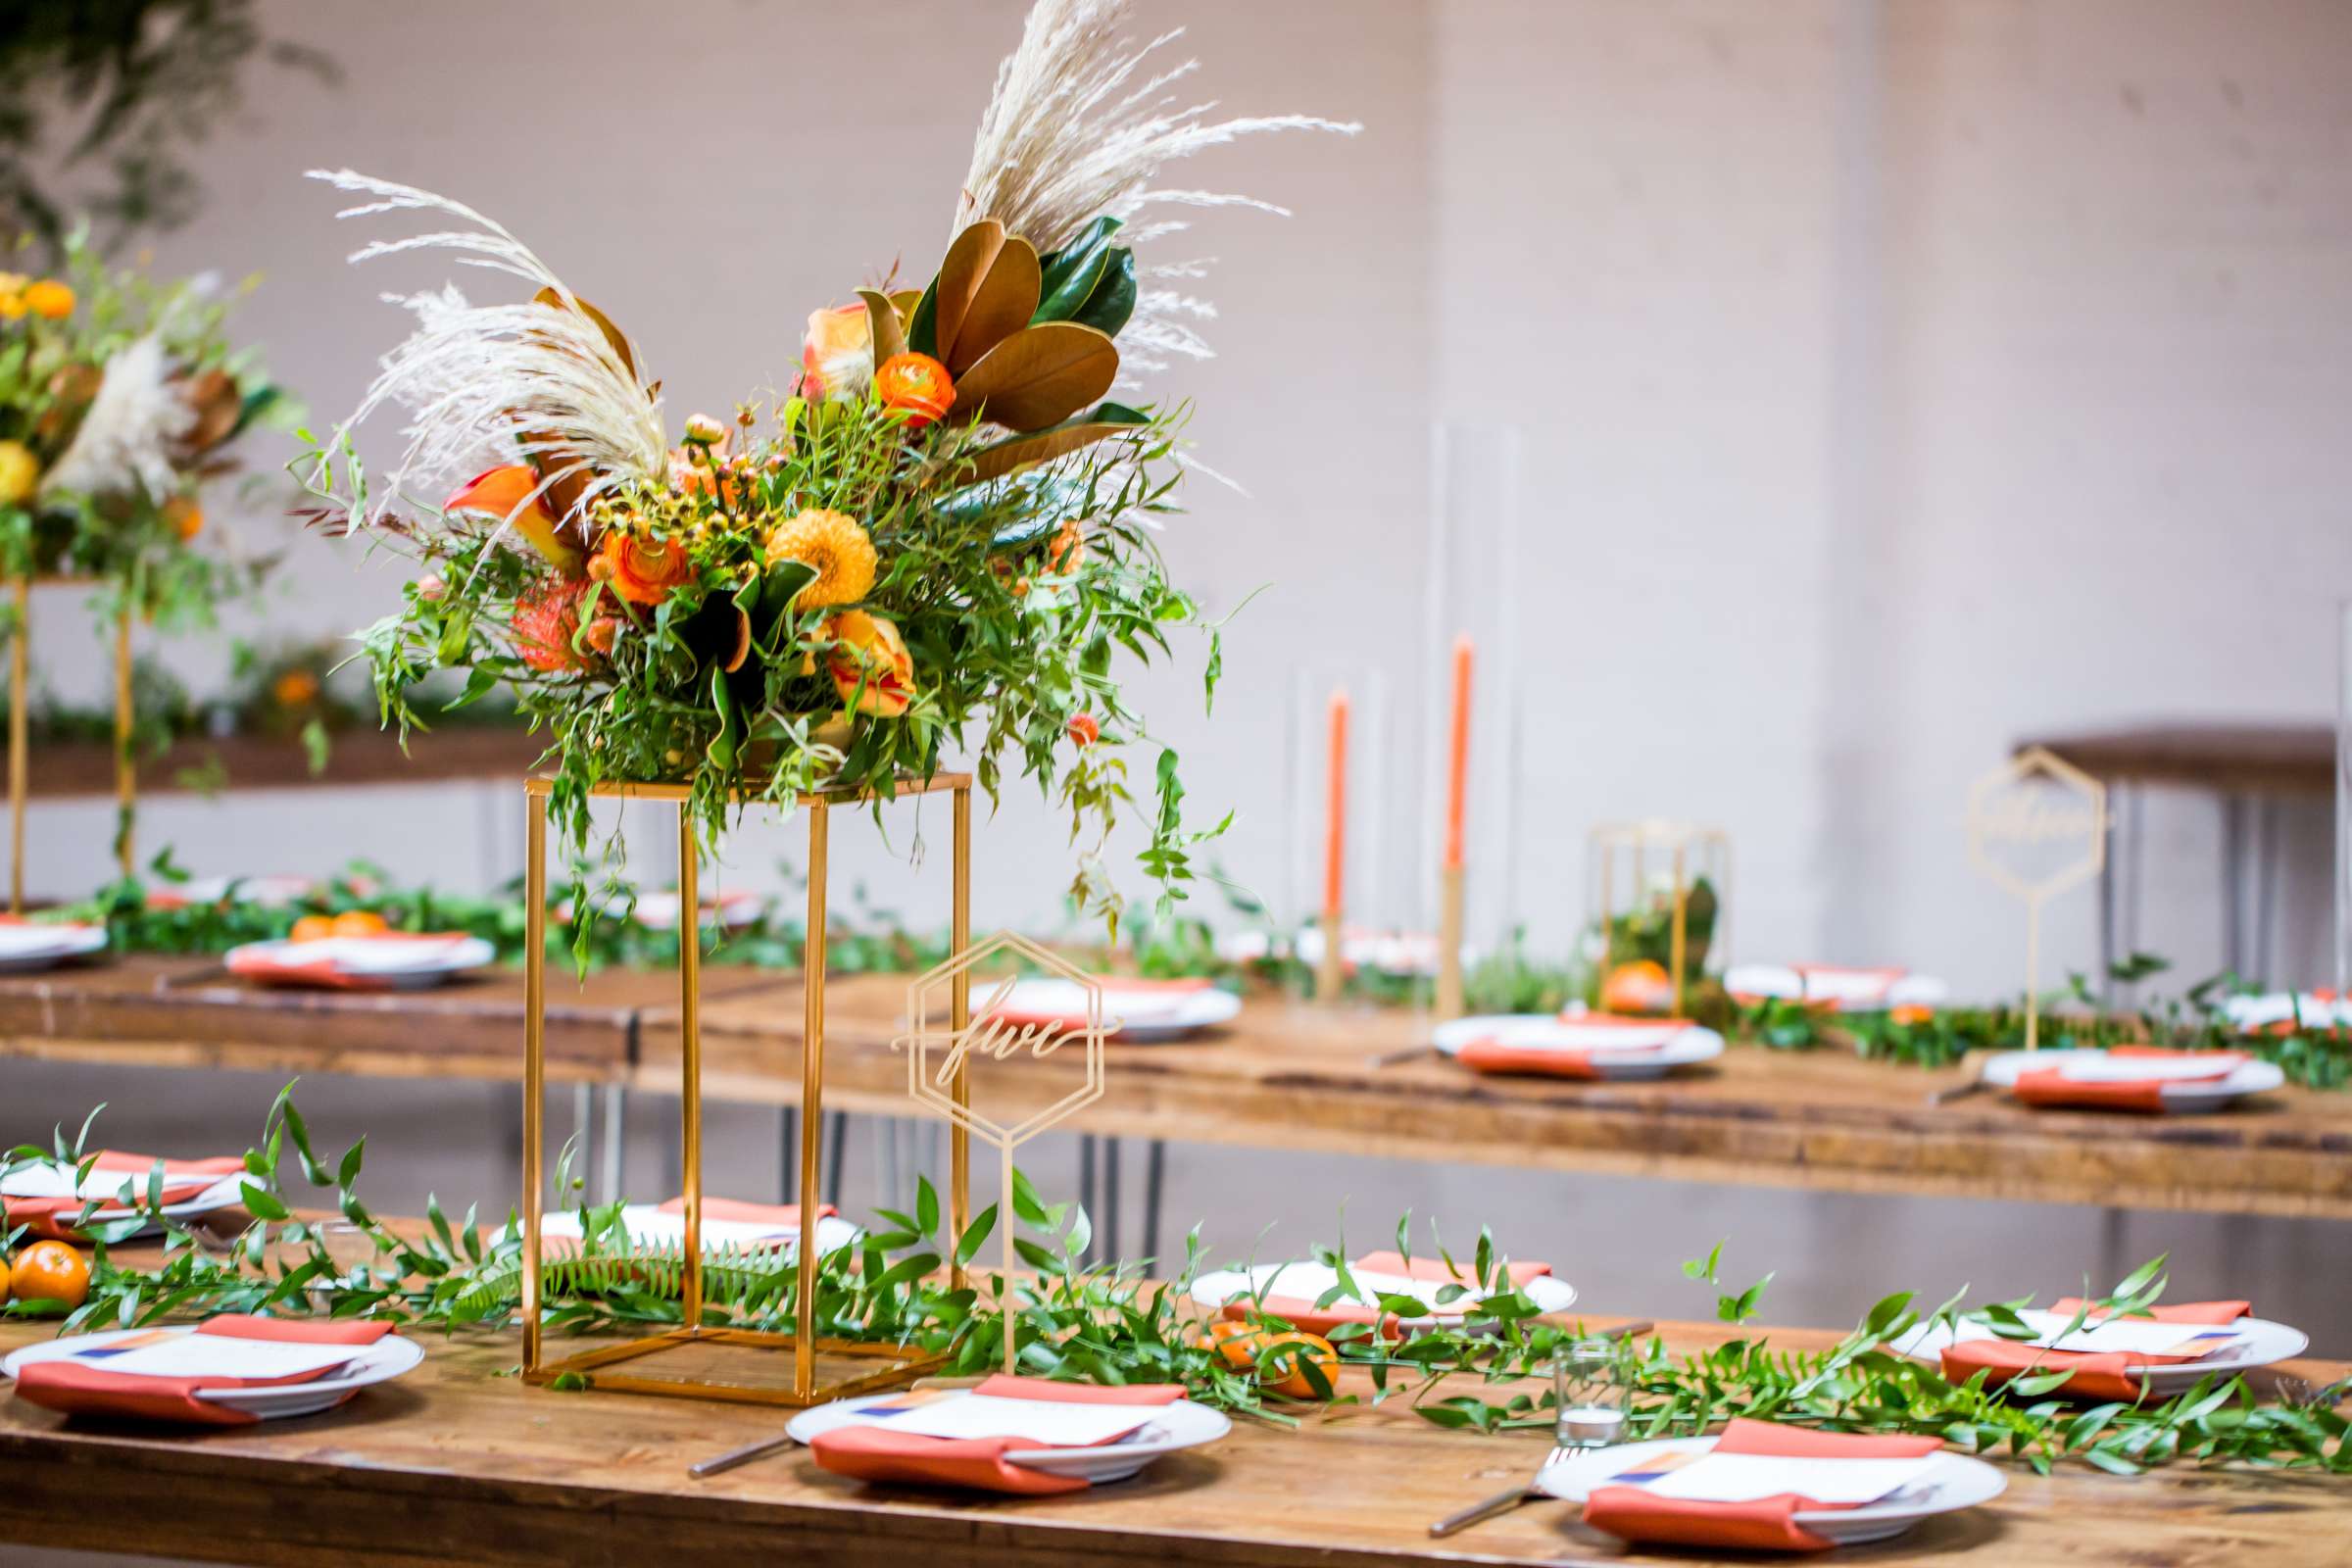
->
[949,322,1119,433]
[1068,248,1137,337]
[949,405,1149,487]
[859,288,906,368]
[947,235,1041,377]
[531,286,640,382]
[1035,217,1121,318]
[749,558,818,648]
[930,219,1007,371]
[706,666,741,773]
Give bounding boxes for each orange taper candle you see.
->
[1444,636,1473,871]
[1323,688,1349,916]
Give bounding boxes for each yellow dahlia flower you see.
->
[0,440,38,505]
[764,508,877,608]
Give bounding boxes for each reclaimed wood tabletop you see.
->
[1,1303,2344,1568]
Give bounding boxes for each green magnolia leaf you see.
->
[1066,249,1137,337]
[1034,217,1122,322]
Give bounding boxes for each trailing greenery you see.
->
[5,1088,2346,1475]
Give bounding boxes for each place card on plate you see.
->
[1606,1448,1936,1507]
[849,1389,1157,1447]
[61,1329,364,1381]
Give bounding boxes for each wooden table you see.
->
[2,1304,2344,1567]
[646,974,2352,1222]
[24,725,551,799]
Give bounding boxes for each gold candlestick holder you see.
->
[1589,820,1732,1014]
[518,771,970,1406]
[7,578,136,913]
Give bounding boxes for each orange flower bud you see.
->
[683,412,728,447]
[1067,713,1100,748]
[874,352,956,430]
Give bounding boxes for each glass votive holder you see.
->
[1553,1337,1631,1448]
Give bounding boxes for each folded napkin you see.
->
[4,1151,247,1240]
[229,934,474,990]
[1583,1419,1942,1553]
[2011,1048,2245,1113]
[1459,1017,1689,1079]
[12,1315,393,1427]
[1939,1298,2252,1401]
[1217,1251,1552,1335]
[809,1374,1187,1494]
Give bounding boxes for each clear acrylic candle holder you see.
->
[1553,1337,1631,1448]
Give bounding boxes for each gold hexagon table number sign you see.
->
[1966,747,2108,1050]
[894,933,1107,1373]
[518,772,967,1407]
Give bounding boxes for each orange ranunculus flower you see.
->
[163,496,203,540]
[874,352,955,429]
[272,670,320,708]
[821,610,914,717]
[22,279,74,319]
[1066,712,1099,748]
[511,578,589,673]
[801,303,871,401]
[589,529,695,606]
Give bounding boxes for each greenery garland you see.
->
[4,1087,2346,1475]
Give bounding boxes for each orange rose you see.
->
[821,610,914,716]
[23,279,74,319]
[589,529,695,606]
[801,303,871,400]
[874,352,955,429]
[1067,713,1099,748]
[272,670,320,708]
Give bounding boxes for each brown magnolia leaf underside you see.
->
[930,219,1007,372]
[946,236,1041,378]
[949,322,1119,432]
[858,289,907,368]
[532,286,642,383]
[955,419,1140,486]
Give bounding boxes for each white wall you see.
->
[18,0,2351,978]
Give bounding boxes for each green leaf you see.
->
[956,1203,998,1266]
[1033,218,1122,323]
[1066,249,1137,336]
[240,1182,290,1221]
[906,275,941,359]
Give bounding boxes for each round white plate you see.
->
[1724,964,1948,1013]
[993,978,1243,1042]
[10,1176,251,1239]
[1535,1436,2005,1546]
[0,923,109,973]
[537,1205,864,1259]
[629,890,765,932]
[787,1390,1231,1484]
[149,875,316,910]
[1431,1015,1724,1079]
[1188,1260,1575,1326]
[1,1325,423,1420]
[1976,1050,2284,1112]
[225,935,496,990]
[2222,991,2352,1033]
[1887,1313,2309,1395]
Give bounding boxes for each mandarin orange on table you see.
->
[1599,958,1674,1014]
[0,1252,11,1300]
[11,1241,90,1306]
[289,914,335,943]
[1251,1331,1340,1398]
[331,910,390,939]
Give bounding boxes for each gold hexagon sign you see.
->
[893,931,1106,1369]
[1966,747,2108,1049]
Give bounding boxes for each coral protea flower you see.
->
[821,610,914,716]
[511,579,588,672]
[874,352,955,429]
[590,528,695,606]
[764,508,877,608]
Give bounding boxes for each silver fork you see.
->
[2271,1374,2351,1408]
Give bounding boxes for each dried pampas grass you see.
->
[956,0,1357,375]
[306,169,668,531]
[38,336,194,502]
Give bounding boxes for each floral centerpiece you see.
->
[0,232,278,627]
[299,0,1349,926]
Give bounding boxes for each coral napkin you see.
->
[1582,1419,1942,1553]
[12,1315,393,1427]
[1217,1252,1551,1335]
[1458,1017,1688,1079]
[1939,1299,2252,1401]
[808,1374,1187,1494]
[2010,1048,2245,1113]
[5,1152,246,1241]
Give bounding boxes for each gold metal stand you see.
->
[1434,864,1465,1018]
[519,771,970,1406]
[6,577,133,913]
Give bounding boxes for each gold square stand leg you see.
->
[7,581,135,913]
[519,773,971,1406]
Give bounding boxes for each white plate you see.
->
[1,1325,423,1420]
[149,875,315,909]
[1431,1015,1725,1079]
[1535,1436,2006,1546]
[2,1168,249,1238]
[788,1389,1231,1484]
[537,1204,863,1259]
[1976,1050,2284,1112]
[225,935,496,990]
[1188,1260,1576,1326]
[628,890,765,932]
[2223,991,2352,1033]
[1725,963,1949,1013]
[0,923,109,974]
[1887,1313,2309,1395]
[991,978,1243,1043]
